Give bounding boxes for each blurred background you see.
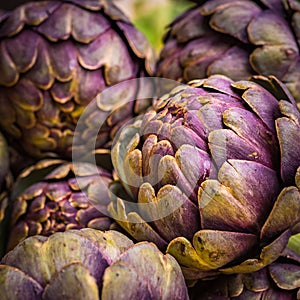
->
[113,0,192,52]
[0,0,193,53]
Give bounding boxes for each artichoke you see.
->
[157,0,300,105]
[0,228,188,300]
[0,0,155,159]
[7,159,113,252]
[189,248,300,299]
[109,75,300,279]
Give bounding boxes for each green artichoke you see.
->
[0,0,155,159]
[7,159,113,251]
[109,75,300,279]
[189,248,300,299]
[0,228,188,300]
[157,0,300,105]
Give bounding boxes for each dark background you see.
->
[0,0,33,10]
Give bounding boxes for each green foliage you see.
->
[133,1,193,52]
[288,234,300,255]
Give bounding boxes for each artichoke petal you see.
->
[193,230,258,269]
[171,125,208,151]
[251,45,298,79]
[222,107,278,167]
[4,29,38,74]
[176,144,213,187]
[147,139,175,187]
[48,41,77,82]
[209,2,261,43]
[0,39,18,86]
[123,149,143,199]
[9,78,43,111]
[158,155,198,202]
[201,74,237,97]
[0,265,43,300]
[260,187,300,241]
[200,0,239,15]
[207,45,253,80]
[269,262,300,290]
[70,229,134,263]
[108,197,168,250]
[74,68,105,105]
[50,81,73,104]
[71,6,110,43]
[181,36,232,81]
[140,183,200,241]
[167,230,257,271]
[170,8,208,43]
[232,80,281,132]
[221,230,291,274]
[42,263,99,300]
[36,3,72,42]
[102,261,153,300]
[167,236,212,270]
[209,128,275,169]
[106,242,189,300]
[26,41,54,89]
[242,268,270,292]
[199,179,257,232]
[277,101,300,185]
[248,10,298,46]
[200,160,279,233]
[117,22,156,74]
[78,29,137,85]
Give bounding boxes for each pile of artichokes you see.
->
[0,0,300,299]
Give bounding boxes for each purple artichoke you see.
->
[7,159,113,251]
[0,228,189,300]
[157,0,300,105]
[0,0,155,159]
[109,75,300,279]
[189,248,300,299]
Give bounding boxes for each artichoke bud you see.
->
[0,229,189,300]
[7,159,114,252]
[157,0,300,107]
[0,0,156,159]
[109,74,300,279]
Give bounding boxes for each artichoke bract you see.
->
[0,228,188,300]
[0,0,155,159]
[7,159,113,251]
[109,75,300,279]
[189,248,300,299]
[157,0,300,105]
